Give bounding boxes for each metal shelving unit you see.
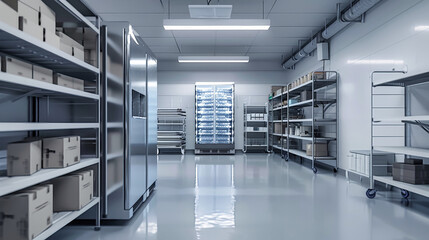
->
[0,0,101,238]
[243,104,268,153]
[286,71,338,174]
[195,82,235,154]
[367,71,429,199]
[157,108,186,154]
[268,72,338,174]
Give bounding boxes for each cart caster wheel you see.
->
[312,167,317,174]
[94,227,101,231]
[401,189,410,199]
[366,189,376,199]
[285,158,289,162]
[333,168,338,173]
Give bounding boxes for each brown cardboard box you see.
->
[306,143,328,157]
[300,90,313,101]
[33,65,53,83]
[19,16,43,41]
[53,73,74,88]
[1,55,32,78]
[393,163,429,184]
[7,140,42,176]
[0,1,19,28]
[43,29,60,49]
[0,184,53,240]
[73,78,85,91]
[43,136,80,168]
[313,71,326,80]
[51,170,94,211]
[17,1,38,23]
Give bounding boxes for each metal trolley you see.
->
[243,104,269,153]
[367,70,429,199]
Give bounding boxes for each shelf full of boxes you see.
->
[268,71,338,173]
[268,86,287,156]
[0,0,101,239]
[367,71,429,199]
[243,104,268,153]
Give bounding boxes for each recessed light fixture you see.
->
[188,5,233,19]
[164,19,270,31]
[178,56,250,63]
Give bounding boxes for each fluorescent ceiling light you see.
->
[415,26,429,31]
[164,19,270,30]
[189,5,232,19]
[179,56,249,63]
[347,59,404,65]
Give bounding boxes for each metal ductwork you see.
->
[282,0,382,69]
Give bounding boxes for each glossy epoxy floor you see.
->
[51,153,429,240]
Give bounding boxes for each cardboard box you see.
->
[19,16,43,41]
[306,143,328,157]
[300,90,313,101]
[51,170,93,211]
[54,73,74,88]
[393,163,429,184]
[40,12,55,32]
[0,184,53,240]
[0,1,19,28]
[313,71,326,80]
[274,123,282,134]
[43,136,80,168]
[1,55,32,78]
[7,140,42,176]
[404,158,423,165]
[73,78,84,91]
[33,65,52,83]
[43,28,60,49]
[72,46,85,61]
[17,1,38,23]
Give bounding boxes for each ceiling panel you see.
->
[85,0,348,62]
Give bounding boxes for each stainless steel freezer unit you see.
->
[195,82,235,154]
[101,22,157,220]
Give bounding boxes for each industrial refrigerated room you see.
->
[0,0,429,239]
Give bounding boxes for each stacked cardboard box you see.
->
[306,143,328,157]
[1,55,54,84]
[0,184,53,240]
[0,0,19,28]
[7,140,42,176]
[393,159,429,184]
[54,73,85,91]
[43,136,81,168]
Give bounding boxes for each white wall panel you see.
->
[283,0,429,169]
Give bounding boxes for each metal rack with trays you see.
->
[366,71,429,199]
[0,0,101,238]
[157,108,186,154]
[268,86,287,155]
[243,104,269,153]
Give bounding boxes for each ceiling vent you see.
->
[188,5,232,19]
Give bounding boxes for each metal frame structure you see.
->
[268,72,338,173]
[268,86,286,155]
[243,104,269,153]
[366,70,429,199]
[157,108,186,154]
[0,0,101,237]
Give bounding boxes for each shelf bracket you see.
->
[402,120,429,135]
[0,89,43,104]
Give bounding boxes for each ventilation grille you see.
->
[189,5,232,19]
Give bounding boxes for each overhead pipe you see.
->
[282,0,382,69]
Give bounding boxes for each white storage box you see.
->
[40,13,55,33]
[19,16,43,41]
[7,140,42,176]
[54,73,74,88]
[73,78,85,91]
[43,136,80,168]
[43,29,60,49]
[51,170,93,211]
[73,46,85,61]
[33,65,53,83]
[1,56,32,78]
[0,184,53,240]
[0,1,19,28]
[17,1,38,23]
